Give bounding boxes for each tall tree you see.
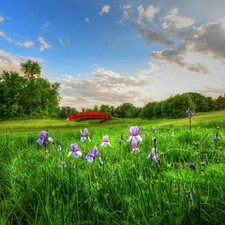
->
[20,59,41,78]
[0,71,27,118]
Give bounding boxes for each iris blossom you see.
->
[68,143,82,158]
[213,136,221,141]
[101,135,111,146]
[186,109,195,117]
[118,134,123,147]
[58,145,62,151]
[186,109,195,129]
[36,130,54,146]
[86,146,103,164]
[152,127,157,133]
[127,126,143,143]
[147,147,159,163]
[118,138,123,144]
[80,128,91,142]
[190,163,195,170]
[61,161,67,168]
[131,141,140,153]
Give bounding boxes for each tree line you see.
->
[0,60,224,119]
[0,60,60,118]
[61,92,225,119]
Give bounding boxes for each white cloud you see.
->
[123,11,130,20]
[151,18,225,72]
[38,36,51,51]
[145,5,160,23]
[137,55,225,102]
[138,5,160,23]
[0,31,6,37]
[41,21,50,30]
[85,17,90,23]
[99,5,110,15]
[124,4,131,9]
[138,21,174,47]
[59,67,150,110]
[160,8,195,29]
[117,4,133,26]
[0,49,44,75]
[58,36,70,45]
[0,16,4,23]
[23,41,35,48]
[0,31,35,48]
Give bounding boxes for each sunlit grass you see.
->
[0,111,225,224]
[0,110,225,134]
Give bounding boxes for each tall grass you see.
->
[0,117,225,224]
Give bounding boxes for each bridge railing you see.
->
[66,112,111,121]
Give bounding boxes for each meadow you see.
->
[0,111,225,225]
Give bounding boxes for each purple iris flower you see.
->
[68,143,82,158]
[80,128,91,142]
[129,126,140,136]
[147,147,159,163]
[190,163,195,170]
[58,145,62,151]
[131,141,140,153]
[118,138,123,148]
[36,130,54,145]
[147,154,158,163]
[40,131,48,139]
[100,135,111,146]
[151,147,157,155]
[37,138,44,145]
[86,146,103,164]
[213,136,220,141]
[186,108,194,117]
[61,161,67,168]
[127,126,143,143]
[152,127,157,133]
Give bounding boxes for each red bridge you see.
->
[66,112,111,121]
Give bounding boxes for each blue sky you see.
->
[1,0,225,110]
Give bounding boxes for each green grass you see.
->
[0,110,224,133]
[0,111,225,224]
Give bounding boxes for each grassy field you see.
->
[0,110,224,133]
[0,111,225,224]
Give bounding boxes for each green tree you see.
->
[20,59,41,78]
[93,105,99,112]
[59,106,77,118]
[215,95,225,110]
[0,71,27,118]
[161,93,195,118]
[114,103,140,118]
[99,104,109,113]
[140,102,156,119]
[187,92,214,112]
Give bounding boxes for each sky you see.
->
[0,0,225,110]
